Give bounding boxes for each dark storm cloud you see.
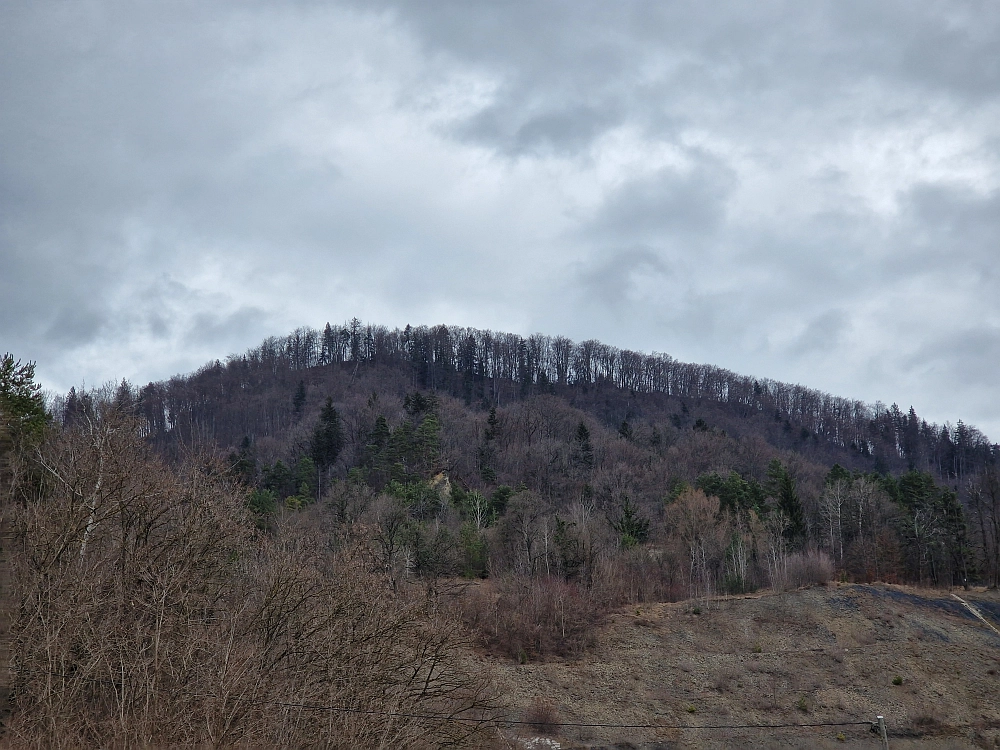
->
[1,0,999,438]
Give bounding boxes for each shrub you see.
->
[772,549,834,590]
[911,712,943,732]
[523,699,560,736]
[590,546,682,607]
[460,574,602,660]
[9,409,498,748]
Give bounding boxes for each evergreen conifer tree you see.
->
[767,459,805,544]
[310,397,344,472]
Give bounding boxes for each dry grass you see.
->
[482,583,1000,749]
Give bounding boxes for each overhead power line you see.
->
[206,694,877,731]
[23,669,888,734]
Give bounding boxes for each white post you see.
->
[876,715,889,749]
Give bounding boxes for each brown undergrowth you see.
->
[4,409,500,748]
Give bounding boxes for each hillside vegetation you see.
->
[106,321,999,595]
[4,322,1000,746]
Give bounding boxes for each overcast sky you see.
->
[2,1,999,438]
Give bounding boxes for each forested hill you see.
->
[57,320,1000,591]
[100,319,995,483]
[19,325,1000,746]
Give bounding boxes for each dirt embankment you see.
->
[486,583,1000,749]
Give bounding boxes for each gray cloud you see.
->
[1,0,999,439]
[588,158,736,242]
[906,326,1000,387]
[896,182,1000,275]
[788,310,850,357]
[575,247,672,308]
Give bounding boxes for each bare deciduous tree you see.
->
[819,479,848,564]
[969,468,1000,589]
[664,489,729,600]
[8,408,498,748]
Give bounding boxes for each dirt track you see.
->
[488,583,1000,749]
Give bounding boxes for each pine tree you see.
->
[610,496,649,548]
[0,354,48,444]
[0,354,47,709]
[310,397,344,472]
[319,322,335,365]
[573,421,594,471]
[767,459,805,544]
[292,380,307,417]
[485,406,499,441]
[618,419,633,441]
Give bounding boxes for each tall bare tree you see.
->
[970,468,1000,589]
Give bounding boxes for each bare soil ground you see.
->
[485,583,1000,749]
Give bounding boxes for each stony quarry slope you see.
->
[488,583,1000,749]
